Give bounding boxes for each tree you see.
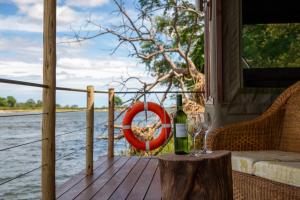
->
[36,100,43,107]
[243,23,300,68]
[69,0,205,105]
[25,99,36,108]
[6,96,16,107]
[0,97,8,107]
[114,96,123,106]
[71,105,79,109]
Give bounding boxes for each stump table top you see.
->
[158,150,231,162]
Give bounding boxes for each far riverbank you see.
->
[0,107,126,113]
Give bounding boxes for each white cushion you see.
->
[254,161,300,187]
[231,151,300,186]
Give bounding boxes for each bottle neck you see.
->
[176,94,183,110]
[177,104,183,110]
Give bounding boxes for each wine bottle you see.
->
[173,94,189,154]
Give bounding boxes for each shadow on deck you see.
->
[56,156,161,200]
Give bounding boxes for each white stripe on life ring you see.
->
[162,124,171,128]
[145,141,150,151]
[144,102,148,111]
[122,125,131,130]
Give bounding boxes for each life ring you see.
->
[122,102,171,151]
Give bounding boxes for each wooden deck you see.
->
[56,156,161,200]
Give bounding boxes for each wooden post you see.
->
[42,0,56,199]
[108,88,115,158]
[86,86,94,175]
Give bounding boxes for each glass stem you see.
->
[193,136,196,151]
[204,131,207,150]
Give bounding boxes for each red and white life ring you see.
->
[122,102,171,151]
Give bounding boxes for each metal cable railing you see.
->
[0,127,88,152]
[0,138,47,152]
[0,165,44,186]
[0,76,206,191]
[56,127,88,137]
[0,141,87,189]
[0,113,47,118]
[56,145,86,162]
[0,110,83,119]
[56,111,85,114]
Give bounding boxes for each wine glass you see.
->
[201,114,213,154]
[187,114,203,156]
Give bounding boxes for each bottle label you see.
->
[175,123,187,138]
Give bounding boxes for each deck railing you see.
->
[0,77,108,199]
[0,77,205,199]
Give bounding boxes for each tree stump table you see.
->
[158,151,233,200]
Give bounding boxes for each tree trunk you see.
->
[158,151,233,200]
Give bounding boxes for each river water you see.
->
[0,111,128,199]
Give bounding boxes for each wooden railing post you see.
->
[42,0,56,199]
[108,88,115,158]
[86,86,94,175]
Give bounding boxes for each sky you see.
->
[0,0,165,107]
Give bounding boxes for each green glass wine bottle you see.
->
[173,94,189,154]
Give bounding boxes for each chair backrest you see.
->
[279,91,300,152]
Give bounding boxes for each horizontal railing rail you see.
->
[56,86,89,93]
[0,113,47,118]
[0,77,205,94]
[114,91,205,94]
[0,78,48,88]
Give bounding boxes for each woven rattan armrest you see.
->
[207,81,300,151]
[206,109,284,151]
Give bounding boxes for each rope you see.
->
[0,138,47,152]
[56,127,88,137]
[0,113,48,118]
[0,165,44,186]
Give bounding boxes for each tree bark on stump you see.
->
[158,151,233,200]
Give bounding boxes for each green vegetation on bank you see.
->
[0,96,79,110]
[0,95,124,111]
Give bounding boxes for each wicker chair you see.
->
[207,81,300,200]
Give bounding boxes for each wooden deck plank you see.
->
[56,157,162,200]
[58,156,121,200]
[56,156,108,198]
[109,158,150,200]
[126,158,158,200]
[91,157,140,200]
[144,167,161,200]
[74,157,130,200]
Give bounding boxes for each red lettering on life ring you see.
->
[122,102,171,151]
